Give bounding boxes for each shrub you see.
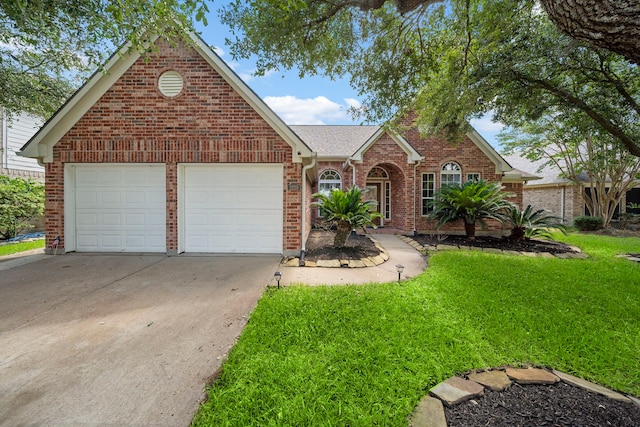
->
[573,215,604,231]
[507,205,566,241]
[312,186,382,247]
[0,176,45,239]
[428,180,513,240]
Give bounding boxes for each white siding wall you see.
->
[2,111,44,172]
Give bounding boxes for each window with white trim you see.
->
[384,181,391,220]
[318,170,342,194]
[422,173,435,216]
[441,162,461,187]
[466,173,481,182]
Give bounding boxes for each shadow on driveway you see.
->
[0,254,280,426]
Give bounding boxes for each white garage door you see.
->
[182,164,283,253]
[73,165,166,252]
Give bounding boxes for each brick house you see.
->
[21,32,528,256]
[504,153,640,223]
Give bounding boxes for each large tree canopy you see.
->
[221,0,640,156]
[1,0,208,118]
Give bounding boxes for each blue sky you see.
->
[194,4,505,149]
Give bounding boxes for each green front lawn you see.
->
[0,239,45,256]
[193,233,640,426]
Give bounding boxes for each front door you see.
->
[365,183,383,227]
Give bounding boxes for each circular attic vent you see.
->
[158,70,184,97]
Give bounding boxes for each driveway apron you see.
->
[0,254,280,426]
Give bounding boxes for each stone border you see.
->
[399,235,589,259]
[615,254,640,263]
[281,235,389,268]
[410,367,640,427]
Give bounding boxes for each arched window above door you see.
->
[367,167,389,179]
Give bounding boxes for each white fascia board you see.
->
[189,34,313,163]
[350,128,423,163]
[466,128,512,174]
[20,39,147,162]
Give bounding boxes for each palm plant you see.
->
[312,186,383,248]
[507,204,567,241]
[428,180,513,240]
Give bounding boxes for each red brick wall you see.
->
[46,38,303,254]
[346,127,523,235]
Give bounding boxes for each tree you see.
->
[501,113,640,228]
[1,0,208,118]
[221,0,640,156]
[0,176,45,239]
[506,204,566,241]
[312,186,382,248]
[428,180,512,240]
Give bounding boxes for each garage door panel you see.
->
[72,165,166,252]
[183,164,283,253]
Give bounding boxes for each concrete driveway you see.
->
[0,254,280,426]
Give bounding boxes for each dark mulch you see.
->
[412,234,578,254]
[445,381,640,427]
[303,230,380,262]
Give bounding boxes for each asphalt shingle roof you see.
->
[290,125,380,157]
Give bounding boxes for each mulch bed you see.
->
[411,234,578,254]
[304,230,381,262]
[445,381,640,427]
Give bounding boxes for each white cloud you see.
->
[212,46,225,57]
[469,115,505,133]
[263,95,356,124]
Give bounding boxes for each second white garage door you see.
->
[181,164,283,253]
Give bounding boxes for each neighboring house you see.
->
[1,110,45,181]
[20,31,528,256]
[503,153,640,223]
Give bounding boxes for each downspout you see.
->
[300,153,317,264]
[413,160,421,235]
[345,158,356,187]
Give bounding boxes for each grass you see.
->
[0,239,45,256]
[192,233,640,426]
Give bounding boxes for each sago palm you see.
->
[428,180,513,240]
[312,186,382,248]
[507,204,567,241]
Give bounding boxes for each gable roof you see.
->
[350,126,424,164]
[290,125,379,158]
[20,32,313,164]
[502,153,585,185]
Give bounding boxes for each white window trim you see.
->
[421,172,435,216]
[441,161,462,188]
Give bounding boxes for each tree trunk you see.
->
[334,221,352,248]
[464,221,476,241]
[509,226,526,242]
[539,0,640,65]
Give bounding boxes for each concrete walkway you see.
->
[278,234,427,286]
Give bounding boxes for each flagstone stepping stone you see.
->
[409,396,447,427]
[430,376,484,406]
[505,367,559,384]
[553,370,631,402]
[467,370,512,391]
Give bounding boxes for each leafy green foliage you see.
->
[428,180,512,239]
[312,186,382,247]
[573,215,604,231]
[0,176,44,239]
[0,0,208,117]
[507,204,566,241]
[193,233,640,426]
[221,0,640,156]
